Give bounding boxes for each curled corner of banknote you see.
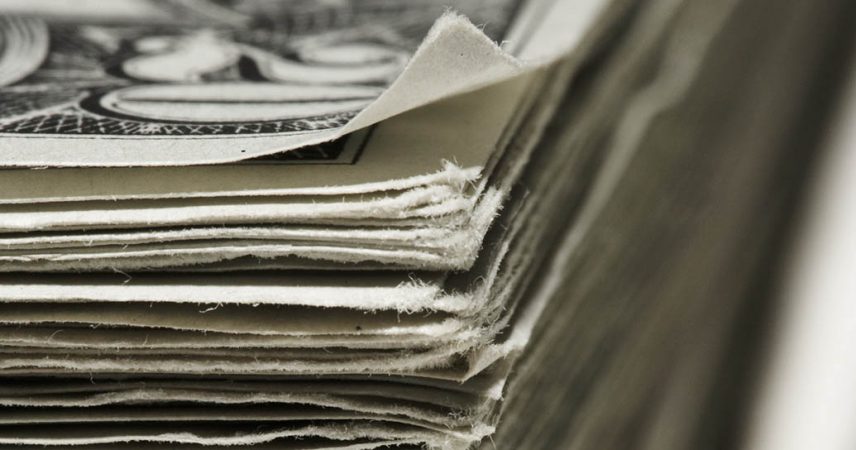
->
[0,0,607,167]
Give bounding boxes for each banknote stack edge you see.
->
[0,0,613,448]
[1,0,844,448]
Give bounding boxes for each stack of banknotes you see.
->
[0,0,618,448]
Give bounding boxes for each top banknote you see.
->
[0,0,602,166]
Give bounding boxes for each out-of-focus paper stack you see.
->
[0,0,617,448]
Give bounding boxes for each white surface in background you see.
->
[748,50,856,450]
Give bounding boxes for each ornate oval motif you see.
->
[0,16,49,87]
[97,82,383,123]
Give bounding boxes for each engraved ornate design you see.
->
[0,0,519,138]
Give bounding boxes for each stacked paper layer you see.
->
[0,0,619,448]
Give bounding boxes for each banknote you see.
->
[0,0,519,165]
[0,0,606,166]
